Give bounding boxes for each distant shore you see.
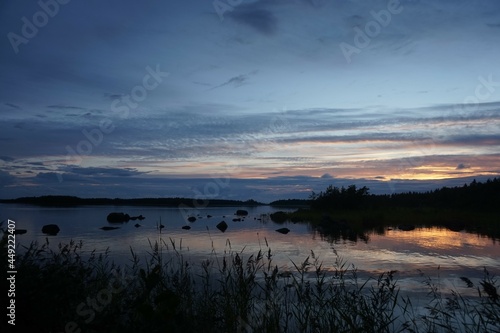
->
[0,194,314,208]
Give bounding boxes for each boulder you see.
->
[188,216,197,222]
[216,221,228,233]
[275,227,290,234]
[42,224,60,235]
[236,210,249,216]
[107,212,130,223]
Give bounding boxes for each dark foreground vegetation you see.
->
[1,231,499,333]
[271,178,500,241]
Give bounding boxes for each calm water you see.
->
[2,204,499,298]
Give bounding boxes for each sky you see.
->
[0,0,499,202]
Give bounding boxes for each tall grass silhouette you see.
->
[1,222,498,333]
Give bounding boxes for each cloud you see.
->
[60,166,146,177]
[4,103,20,109]
[2,100,498,172]
[443,135,500,147]
[47,104,88,111]
[210,71,258,90]
[456,163,470,170]
[231,9,278,35]
[103,93,125,100]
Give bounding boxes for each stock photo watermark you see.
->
[340,0,403,64]
[213,0,327,21]
[7,0,72,54]
[387,73,499,193]
[454,74,499,115]
[5,219,17,326]
[58,64,169,182]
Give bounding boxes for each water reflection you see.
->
[2,204,499,295]
[316,226,371,244]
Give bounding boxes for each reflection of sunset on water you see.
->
[372,228,498,254]
[147,225,500,281]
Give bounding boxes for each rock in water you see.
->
[236,210,249,216]
[275,228,290,234]
[134,224,141,228]
[42,224,60,235]
[188,216,197,222]
[216,221,228,233]
[107,212,130,223]
[182,225,191,230]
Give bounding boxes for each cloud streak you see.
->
[209,70,258,90]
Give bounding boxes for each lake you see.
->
[2,203,499,300]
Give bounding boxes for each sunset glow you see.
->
[1,0,499,201]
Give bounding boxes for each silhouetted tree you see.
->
[311,184,370,210]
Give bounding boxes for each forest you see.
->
[270,178,500,241]
[307,178,500,211]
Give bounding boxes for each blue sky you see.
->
[1,0,499,202]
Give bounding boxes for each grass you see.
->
[1,231,499,333]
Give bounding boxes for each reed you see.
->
[2,231,498,333]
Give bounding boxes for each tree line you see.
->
[309,178,500,211]
[0,196,263,207]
